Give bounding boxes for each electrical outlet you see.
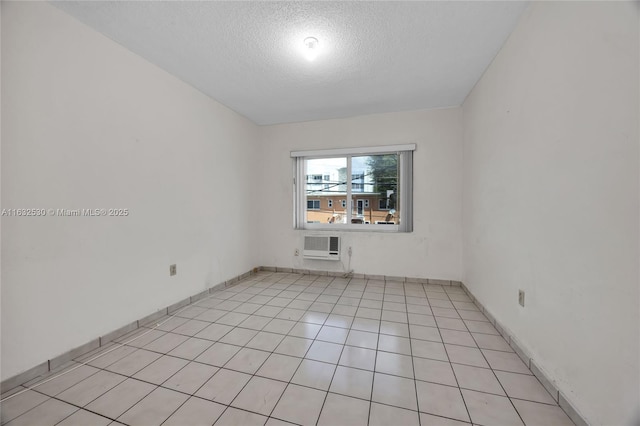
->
[294,249,299,256]
[518,290,525,307]
[170,264,177,276]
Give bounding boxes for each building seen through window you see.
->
[304,154,399,225]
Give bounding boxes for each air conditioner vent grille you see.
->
[304,236,329,252]
[303,236,340,260]
[329,237,339,252]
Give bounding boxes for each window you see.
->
[292,144,414,232]
[352,173,365,192]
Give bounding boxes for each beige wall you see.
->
[462,2,639,424]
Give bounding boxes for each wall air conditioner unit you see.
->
[303,235,340,260]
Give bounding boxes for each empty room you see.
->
[1,1,638,425]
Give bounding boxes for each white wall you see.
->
[1,1,259,381]
[258,108,463,281]
[462,2,639,425]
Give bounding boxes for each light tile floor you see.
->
[1,272,575,425]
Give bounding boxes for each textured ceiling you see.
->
[53,1,529,125]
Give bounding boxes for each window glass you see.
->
[305,157,347,224]
[304,155,400,225]
[293,145,413,232]
[307,199,320,211]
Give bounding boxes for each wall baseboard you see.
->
[459,283,588,426]
[1,267,465,398]
[4,267,588,426]
[260,266,462,286]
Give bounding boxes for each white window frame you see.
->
[292,144,414,232]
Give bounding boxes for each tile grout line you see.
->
[1,275,285,424]
[24,369,149,426]
[93,272,311,425]
[206,274,314,424]
[222,274,325,424]
[211,273,336,424]
[295,278,376,423]
[18,291,474,423]
[405,281,423,426]
[0,295,214,405]
[109,271,311,425]
[0,269,259,396]
[252,278,568,422]
[5,273,571,426]
[452,292,529,426]
[185,323,273,424]
[365,281,384,426]
[430,286,473,424]
[0,269,455,396]
[312,279,360,426]
[117,279,554,402]
[455,285,576,424]
[110,326,561,409]
[443,290,479,424]
[266,274,344,424]
[165,279,545,408]
[24,284,269,425]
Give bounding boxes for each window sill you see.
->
[296,223,408,233]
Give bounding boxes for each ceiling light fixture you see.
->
[303,37,319,61]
